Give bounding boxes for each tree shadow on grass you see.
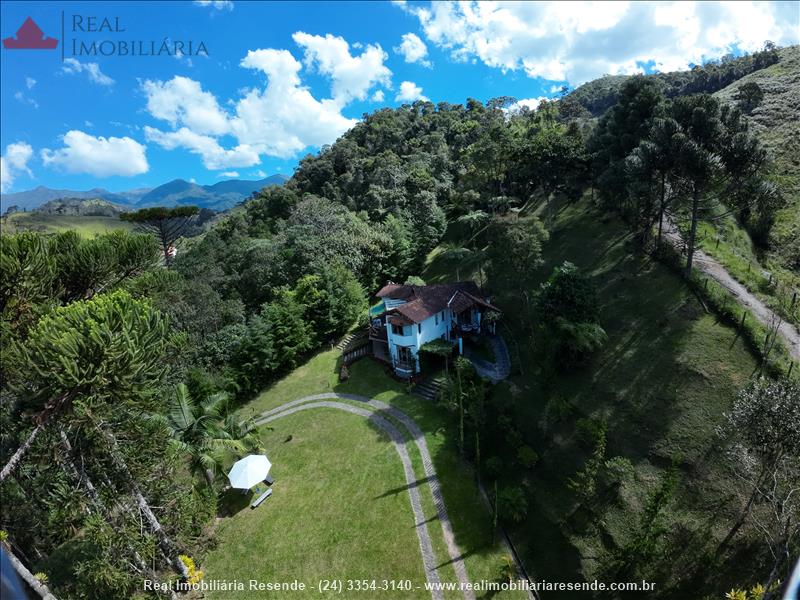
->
[375,475,432,499]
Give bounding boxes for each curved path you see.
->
[664,215,800,361]
[256,393,476,600]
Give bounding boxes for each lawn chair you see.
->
[251,488,272,509]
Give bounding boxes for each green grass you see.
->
[423,198,770,598]
[696,219,799,326]
[203,409,427,599]
[2,212,134,237]
[227,351,523,599]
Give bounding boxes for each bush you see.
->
[576,417,608,449]
[498,486,528,523]
[517,446,539,469]
[602,456,635,488]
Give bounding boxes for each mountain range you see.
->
[0,174,288,213]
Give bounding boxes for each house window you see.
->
[418,324,421,334]
[435,314,439,325]
[441,311,445,320]
[391,324,404,336]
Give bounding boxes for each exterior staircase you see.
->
[413,376,446,402]
[464,334,511,383]
[336,331,364,350]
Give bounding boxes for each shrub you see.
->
[517,446,539,469]
[576,417,608,449]
[498,486,528,523]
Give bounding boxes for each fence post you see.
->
[740,311,747,329]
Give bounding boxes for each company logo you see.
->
[3,17,58,49]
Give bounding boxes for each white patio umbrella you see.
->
[227,454,272,490]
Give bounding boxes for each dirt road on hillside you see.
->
[664,215,800,362]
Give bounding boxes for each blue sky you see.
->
[1,0,797,194]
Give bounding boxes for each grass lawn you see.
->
[2,213,134,237]
[424,198,766,598]
[203,409,428,599]
[226,352,524,599]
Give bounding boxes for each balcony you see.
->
[369,323,388,342]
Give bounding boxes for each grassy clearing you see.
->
[203,409,427,599]
[424,198,768,598]
[231,350,523,599]
[2,212,134,237]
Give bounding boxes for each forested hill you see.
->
[563,42,788,117]
[2,42,798,600]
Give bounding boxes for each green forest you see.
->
[1,43,798,600]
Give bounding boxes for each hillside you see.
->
[1,212,134,236]
[713,45,800,271]
[0,174,288,213]
[35,197,123,217]
[565,44,788,118]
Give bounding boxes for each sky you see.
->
[1,0,797,194]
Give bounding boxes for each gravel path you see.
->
[258,400,445,600]
[664,216,800,361]
[256,393,477,600]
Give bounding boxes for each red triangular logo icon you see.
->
[3,17,59,49]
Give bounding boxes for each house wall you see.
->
[385,308,455,374]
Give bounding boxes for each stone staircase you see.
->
[413,376,446,402]
[336,331,364,350]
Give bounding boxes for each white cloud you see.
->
[252,169,267,177]
[41,130,148,177]
[0,142,34,193]
[194,0,233,10]
[394,33,432,67]
[292,32,392,105]
[25,77,36,89]
[144,126,260,169]
[141,76,229,135]
[234,49,358,156]
[505,96,549,114]
[61,58,114,86]
[217,171,240,177]
[395,80,429,102]
[141,32,383,169]
[402,1,798,85]
[372,90,385,102]
[14,91,38,109]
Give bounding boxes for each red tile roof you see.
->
[376,281,499,324]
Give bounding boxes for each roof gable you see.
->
[378,281,496,324]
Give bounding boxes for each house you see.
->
[368,281,500,378]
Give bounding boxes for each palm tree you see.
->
[151,384,262,488]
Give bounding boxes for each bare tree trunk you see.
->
[99,427,189,580]
[1,390,78,483]
[761,540,790,600]
[656,173,666,248]
[1,422,46,482]
[685,187,701,278]
[1,541,58,599]
[58,427,100,508]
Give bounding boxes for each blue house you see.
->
[369,281,500,378]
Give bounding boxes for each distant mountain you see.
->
[0,185,131,212]
[0,174,288,213]
[37,197,123,217]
